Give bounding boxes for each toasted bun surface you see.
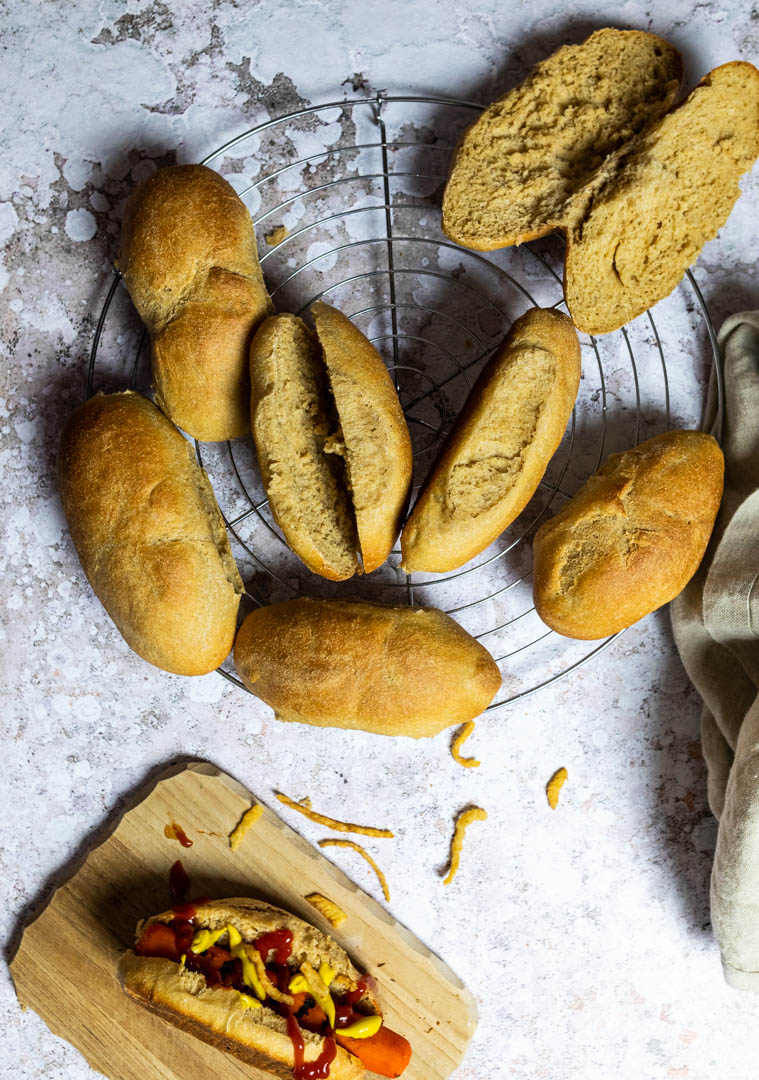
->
[565,62,759,334]
[58,391,243,674]
[234,599,502,737]
[442,29,682,251]
[532,431,724,639]
[250,314,360,581]
[119,164,273,441]
[401,308,580,573]
[119,898,372,1079]
[311,301,412,574]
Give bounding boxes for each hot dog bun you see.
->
[119,164,273,441]
[401,307,580,573]
[233,598,502,736]
[118,898,387,1080]
[249,303,412,579]
[58,391,243,674]
[532,430,724,638]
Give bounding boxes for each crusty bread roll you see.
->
[250,313,360,581]
[119,164,273,441]
[565,62,759,334]
[442,29,682,250]
[119,898,374,1080]
[532,430,724,639]
[234,599,502,736]
[401,308,580,573]
[58,391,243,674]
[311,301,413,573]
[250,303,412,580]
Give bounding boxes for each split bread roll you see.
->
[401,308,580,573]
[565,62,759,333]
[250,303,412,580]
[119,897,411,1079]
[532,430,724,639]
[442,29,682,250]
[234,599,502,736]
[119,164,273,441]
[58,392,243,674]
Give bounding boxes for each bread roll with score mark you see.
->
[234,598,502,737]
[532,430,724,639]
[118,897,412,1079]
[119,164,273,441]
[401,307,580,573]
[58,391,243,675]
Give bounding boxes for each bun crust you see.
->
[234,598,502,737]
[532,430,724,638]
[119,164,273,441]
[401,308,580,573]
[58,391,242,674]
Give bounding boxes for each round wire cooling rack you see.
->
[89,91,724,710]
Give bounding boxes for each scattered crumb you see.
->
[546,767,568,809]
[229,804,264,850]
[265,225,288,245]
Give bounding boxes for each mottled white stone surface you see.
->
[2,2,759,1079]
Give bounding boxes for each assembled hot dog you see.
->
[118,897,412,1079]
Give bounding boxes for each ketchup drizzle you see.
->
[169,860,191,904]
[164,822,193,847]
[285,1013,337,1080]
[254,927,294,965]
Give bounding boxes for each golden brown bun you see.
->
[249,304,412,579]
[250,314,360,581]
[401,308,580,573]
[58,391,243,674]
[442,29,682,251]
[234,599,502,737]
[119,165,273,441]
[118,898,372,1080]
[564,62,759,334]
[532,431,724,639]
[312,301,413,573]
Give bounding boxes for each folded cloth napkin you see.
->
[671,310,759,991]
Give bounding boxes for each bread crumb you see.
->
[265,225,288,245]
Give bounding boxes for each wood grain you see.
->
[9,762,477,1080]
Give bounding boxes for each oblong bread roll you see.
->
[250,313,360,581]
[58,391,243,674]
[401,308,580,573]
[119,898,370,1080]
[564,62,759,334]
[312,301,412,573]
[442,29,682,251]
[119,164,273,441]
[532,430,724,639]
[234,599,502,737]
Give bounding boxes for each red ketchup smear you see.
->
[333,1004,359,1029]
[169,860,192,904]
[345,977,369,1005]
[254,927,294,965]
[286,1014,337,1080]
[164,822,193,848]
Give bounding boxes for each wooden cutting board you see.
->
[9,761,476,1080]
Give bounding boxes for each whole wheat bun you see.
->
[234,599,502,736]
[58,391,243,674]
[311,301,413,573]
[249,304,412,579]
[401,308,580,573]
[118,898,372,1080]
[532,430,724,639]
[119,164,273,441]
[442,29,682,251]
[564,62,759,334]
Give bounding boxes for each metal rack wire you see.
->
[88,92,723,709]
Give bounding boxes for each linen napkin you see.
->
[670,310,759,991]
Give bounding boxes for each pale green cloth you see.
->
[671,311,759,991]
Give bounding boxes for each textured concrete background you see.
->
[2,2,759,1078]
